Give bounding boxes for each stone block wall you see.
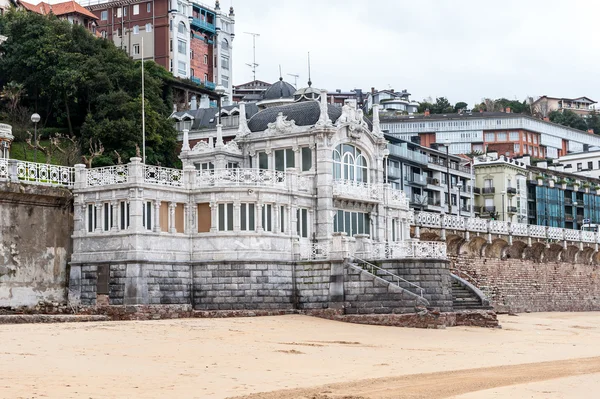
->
[192,262,295,311]
[343,266,423,314]
[379,259,454,312]
[451,254,600,313]
[146,264,191,305]
[80,265,97,305]
[294,262,332,309]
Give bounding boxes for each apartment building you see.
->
[473,154,528,223]
[532,95,597,118]
[365,88,419,114]
[386,135,475,217]
[84,0,235,104]
[557,150,600,179]
[382,110,600,159]
[19,0,98,31]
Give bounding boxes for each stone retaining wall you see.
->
[451,254,600,313]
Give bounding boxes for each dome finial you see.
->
[279,65,283,81]
[307,52,312,87]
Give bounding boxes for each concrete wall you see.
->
[0,182,72,307]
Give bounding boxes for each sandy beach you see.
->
[1,312,599,398]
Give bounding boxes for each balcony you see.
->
[191,17,216,34]
[564,198,573,205]
[482,187,495,194]
[482,206,496,213]
[405,173,427,186]
[507,206,517,214]
[473,206,482,214]
[190,76,216,90]
[388,145,428,165]
[427,197,441,206]
[461,205,471,213]
[565,214,574,221]
[507,187,517,195]
[473,186,481,195]
[426,177,439,185]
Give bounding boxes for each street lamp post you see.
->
[574,201,578,229]
[457,182,463,217]
[501,190,506,221]
[30,113,40,163]
[439,139,452,215]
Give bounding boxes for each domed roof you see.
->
[261,78,296,100]
[294,86,321,102]
[248,101,343,132]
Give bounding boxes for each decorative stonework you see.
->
[267,112,296,134]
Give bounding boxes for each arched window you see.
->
[221,38,229,50]
[178,21,186,34]
[332,144,368,183]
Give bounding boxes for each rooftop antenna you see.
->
[279,64,282,80]
[307,52,312,87]
[244,32,260,81]
[287,73,299,86]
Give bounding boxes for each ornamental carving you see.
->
[267,112,296,134]
[223,140,242,155]
[191,140,210,153]
[336,101,368,138]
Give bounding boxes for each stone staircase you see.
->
[451,278,491,310]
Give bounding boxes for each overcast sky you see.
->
[230,0,600,107]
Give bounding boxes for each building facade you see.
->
[473,154,528,223]
[558,150,600,179]
[365,88,419,114]
[84,0,234,103]
[382,111,600,159]
[20,0,98,31]
[532,96,597,118]
[386,136,475,217]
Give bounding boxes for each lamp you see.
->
[30,113,40,163]
[456,182,463,217]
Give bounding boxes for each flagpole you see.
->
[141,36,146,164]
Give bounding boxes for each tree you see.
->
[549,110,588,131]
[586,111,600,135]
[454,102,468,112]
[0,9,179,167]
[432,97,453,114]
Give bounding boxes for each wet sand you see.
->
[0,312,599,398]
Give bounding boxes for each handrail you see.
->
[353,256,424,298]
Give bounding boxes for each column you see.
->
[284,204,291,235]
[168,202,176,233]
[153,200,161,233]
[111,200,119,231]
[273,203,280,234]
[184,203,190,234]
[210,202,217,232]
[256,202,264,232]
[233,202,241,231]
[94,203,102,232]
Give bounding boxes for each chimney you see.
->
[190,95,197,111]
[543,116,550,121]
[371,87,375,94]
[424,109,430,117]
[588,129,594,134]
[506,107,511,113]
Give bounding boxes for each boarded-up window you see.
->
[160,202,169,232]
[197,203,211,232]
[97,264,109,295]
[175,203,184,233]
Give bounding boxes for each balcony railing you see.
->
[482,205,496,213]
[190,17,216,33]
[507,206,517,213]
[482,187,495,194]
[0,158,74,188]
[427,197,441,206]
[405,173,427,185]
[507,187,517,195]
[387,145,428,165]
[426,177,439,185]
[473,186,481,195]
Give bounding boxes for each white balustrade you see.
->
[467,217,488,232]
[387,187,410,208]
[564,229,580,242]
[87,165,129,187]
[145,165,183,187]
[489,220,509,235]
[510,222,528,236]
[547,227,564,240]
[197,168,287,188]
[581,231,596,243]
[4,160,75,187]
[415,212,441,227]
[370,241,447,260]
[0,158,7,180]
[529,225,546,238]
[413,241,447,259]
[299,241,330,260]
[443,215,465,230]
